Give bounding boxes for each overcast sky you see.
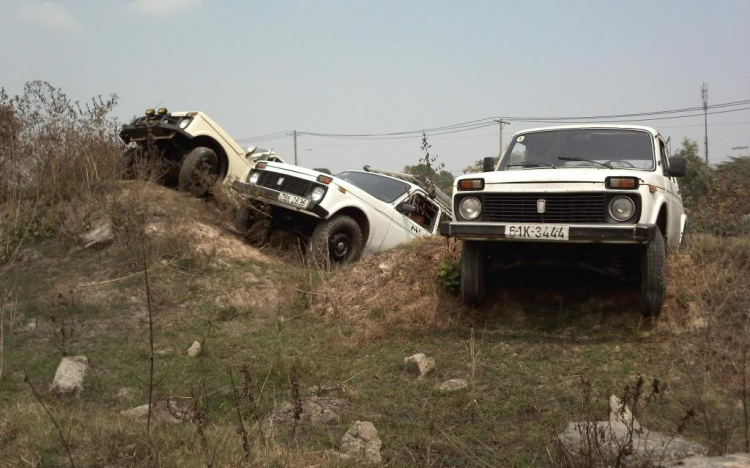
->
[1,0,748,173]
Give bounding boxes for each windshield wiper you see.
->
[558,156,613,169]
[506,162,556,169]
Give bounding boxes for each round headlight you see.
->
[178,118,191,129]
[248,172,260,184]
[311,186,326,202]
[609,196,635,222]
[459,196,482,220]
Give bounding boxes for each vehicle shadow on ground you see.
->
[475,265,645,342]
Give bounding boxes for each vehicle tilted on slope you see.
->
[232,162,453,265]
[441,124,687,316]
[119,108,284,196]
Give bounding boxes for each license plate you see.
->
[506,224,569,240]
[278,192,310,208]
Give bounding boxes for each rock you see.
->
[609,395,640,429]
[187,341,201,358]
[269,397,351,426]
[434,379,468,393]
[120,402,182,425]
[378,263,390,272]
[21,320,38,333]
[80,222,114,249]
[117,387,136,401]
[155,348,174,356]
[664,453,750,467]
[339,421,382,464]
[50,356,88,395]
[404,353,435,378]
[558,421,707,466]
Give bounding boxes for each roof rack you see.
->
[362,166,452,212]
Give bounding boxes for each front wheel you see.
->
[461,241,487,306]
[640,227,667,317]
[178,147,219,197]
[119,147,139,179]
[309,215,363,267]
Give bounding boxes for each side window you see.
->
[509,141,527,166]
[659,139,670,174]
[406,193,440,233]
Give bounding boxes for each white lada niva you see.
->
[232,163,452,266]
[441,125,687,317]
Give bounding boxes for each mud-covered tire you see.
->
[309,215,363,267]
[178,147,219,197]
[461,241,487,306]
[640,227,667,317]
[119,147,139,179]
[235,205,256,234]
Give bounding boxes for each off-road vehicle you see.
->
[119,109,284,196]
[441,125,687,316]
[232,163,452,265]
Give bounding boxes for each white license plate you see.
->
[278,192,310,208]
[506,224,569,240]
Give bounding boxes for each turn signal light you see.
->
[255,162,267,170]
[317,175,333,185]
[157,108,168,115]
[606,177,639,189]
[187,112,198,117]
[458,178,485,191]
[145,108,155,116]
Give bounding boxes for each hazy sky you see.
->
[1,0,748,173]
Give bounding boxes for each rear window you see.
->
[337,172,410,203]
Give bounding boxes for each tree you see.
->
[313,167,332,175]
[403,163,454,193]
[672,138,713,207]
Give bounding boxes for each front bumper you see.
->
[231,181,329,218]
[439,222,656,244]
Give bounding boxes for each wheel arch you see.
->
[187,135,229,178]
[332,206,370,244]
[655,204,668,237]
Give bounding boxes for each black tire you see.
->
[309,215,363,267]
[119,147,139,179]
[178,147,219,197]
[235,205,256,234]
[461,241,487,306]
[640,227,667,317]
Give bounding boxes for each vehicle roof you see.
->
[511,124,661,137]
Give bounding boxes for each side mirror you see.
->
[397,203,417,214]
[666,156,686,177]
[246,145,257,154]
[482,156,495,172]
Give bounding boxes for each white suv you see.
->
[441,125,687,316]
[120,109,283,196]
[232,163,452,265]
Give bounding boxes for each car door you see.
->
[658,138,684,242]
[380,190,439,251]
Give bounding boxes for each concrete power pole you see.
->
[495,119,509,160]
[293,130,298,165]
[701,83,709,165]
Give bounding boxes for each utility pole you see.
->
[495,119,509,160]
[293,130,298,165]
[701,83,709,165]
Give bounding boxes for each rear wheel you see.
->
[640,227,667,317]
[309,215,363,267]
[178,147,219,197]
[119,147,139,179]
[235,205,256,234]
[461,241,487,306]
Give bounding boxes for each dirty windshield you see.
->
[500,129,655,171]
[337,171,410,203]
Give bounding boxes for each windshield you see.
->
[337,171,410,203]
[500,129,655,171]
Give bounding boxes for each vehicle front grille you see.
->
[482,192,606,223]
[256,171,312,197]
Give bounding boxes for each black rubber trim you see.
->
[120,121,194,144]
[440,221,655,243]
[231,181,329,218]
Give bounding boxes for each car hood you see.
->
[471,168,661,186]
[263,162,327,179]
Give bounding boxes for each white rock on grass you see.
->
[120,403,181,425]
[50,356,89,394]
[80,222,114,249]
[338,420,382,464]
[404,353,435,378]
[187,341,201,358]
[434,379,468,393]
[558,421,707,466]
[609,395,641,430]
[664,453,750,467]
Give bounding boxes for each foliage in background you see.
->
[672,138,714,207]
[435,258,460,293]
[403,131,455,193]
